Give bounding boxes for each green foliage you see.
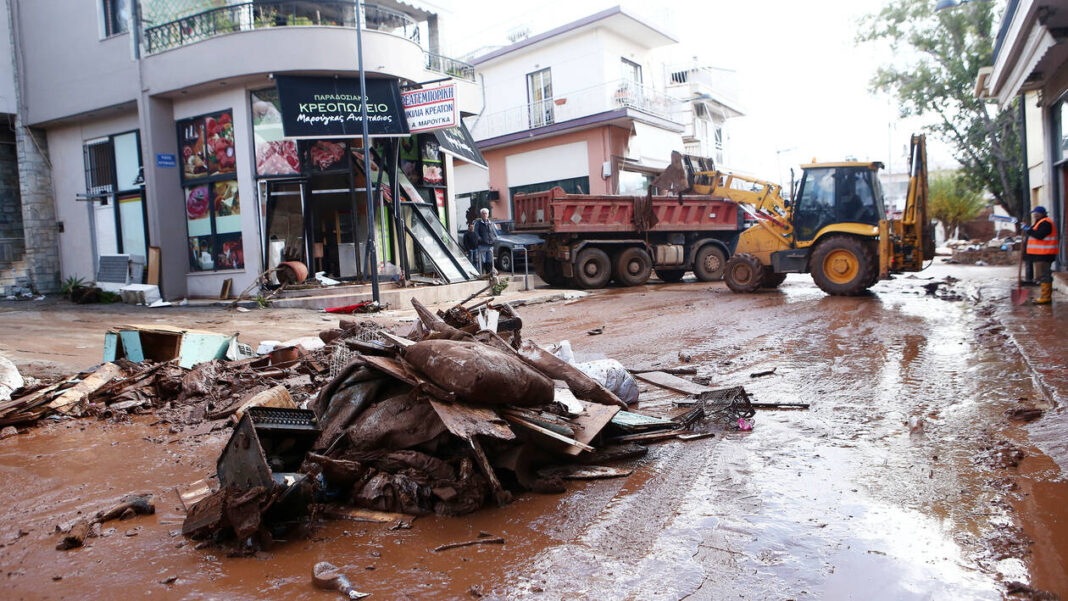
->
[858,0,1023,217]
[929,172,986,239]
[491,278,509,296]
[99,291,122,304]
[255,294,270,309]
[60,276,86,299]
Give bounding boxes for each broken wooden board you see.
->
[537,465,633,480]
[47,363,123,415]
[678,432,715,441]
[429,399,515,442]
[635,371,712,396]
[502,414,594,455]
[175,479,212,513]
[610,410,678,432]
[610,430,681,444]
[570,400,621,447]
[316,505,414,523]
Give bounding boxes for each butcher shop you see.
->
[247,75,484,289]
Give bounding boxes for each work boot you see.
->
[1033,282,1052,305]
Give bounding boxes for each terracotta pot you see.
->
[277,261,309,284]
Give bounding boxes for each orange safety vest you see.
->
[1027,217,1058,255]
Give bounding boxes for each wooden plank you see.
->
[317,505,414,523]
[429,399,515,441]
[569,399,620,447]
[537,465,633,480]
[102,332,119,362]
[610,430,680,444]
[119,330,144,362]
[502,414,594,455]
[146,246,161,286]
[610,410,677,431]
[47,363,123,415]
[635,371,712,396]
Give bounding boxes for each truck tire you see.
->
[498,250,513,273]
[574,247,612,289]
[613,247,652,286]
[693,245,728,281]
[809,236,877,296]
[724,253,765,293]
[535,257,570,287]
[655,268,686,283]
[761,271,788,288]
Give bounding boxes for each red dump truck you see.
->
[512,186,743,289]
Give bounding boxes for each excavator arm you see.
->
[879,134,932,276]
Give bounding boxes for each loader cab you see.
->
[792,163,885,242]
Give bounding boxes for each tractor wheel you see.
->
[693,245,728,281]
[655,268,686,283]
[724,253,765,293]
[810,236,877,296]
[613,247,653,286]
[761,271,788,288]
[573,247,612,289]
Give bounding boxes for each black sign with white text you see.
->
[274,75,409,138]
[433,123,487,168]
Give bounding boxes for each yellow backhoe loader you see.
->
[683,134,935,295]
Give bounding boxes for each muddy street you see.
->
[0,265,1065,600]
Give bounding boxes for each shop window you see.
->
[251,88,299,177]
[101,0,130,37]
[178,109,243,272]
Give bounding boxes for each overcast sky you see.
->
[426,0,970,186]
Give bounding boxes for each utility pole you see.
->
[355,0,380,303]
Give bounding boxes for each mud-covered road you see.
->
[0,265,1064,600]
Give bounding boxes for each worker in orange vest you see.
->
[1022,206,1057,305]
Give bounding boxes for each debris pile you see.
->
[178,296,740,553]
[945,237,1021,266]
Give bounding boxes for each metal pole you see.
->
[355,0,380,303]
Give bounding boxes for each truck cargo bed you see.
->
[513,187,740,234]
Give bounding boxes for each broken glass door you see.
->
[399,202,479,283]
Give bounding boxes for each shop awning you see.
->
[627,121,684,170]
[433,123,487,169]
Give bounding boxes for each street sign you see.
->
[156,153,177,168]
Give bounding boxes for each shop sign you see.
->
[274,75,409,138]
[156,153,176,168]
[401,83,457,133]
[433,123,487,168]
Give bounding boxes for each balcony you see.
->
[471,79,678,142]
[142,1,421,55]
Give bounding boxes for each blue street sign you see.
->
[156,153,177,168]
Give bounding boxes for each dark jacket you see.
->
[1025,218,1056,261]
[462,229,479,251]
[474,219,497,246]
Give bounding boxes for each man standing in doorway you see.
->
[1022,206,1057,305]
[474,207,497,274]
[463,221,479,266]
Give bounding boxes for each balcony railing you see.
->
[424,51,475,82]
[470,79,677,142]
[142,1,420,55]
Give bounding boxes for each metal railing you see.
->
[424,51,475,82]
[143,1,420,55]
[471,79,678,141]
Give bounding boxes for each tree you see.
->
[929,172,986,239]
[858,0,1023,219]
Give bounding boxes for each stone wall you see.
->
[0,117,22,264]
[14,115,60,293]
